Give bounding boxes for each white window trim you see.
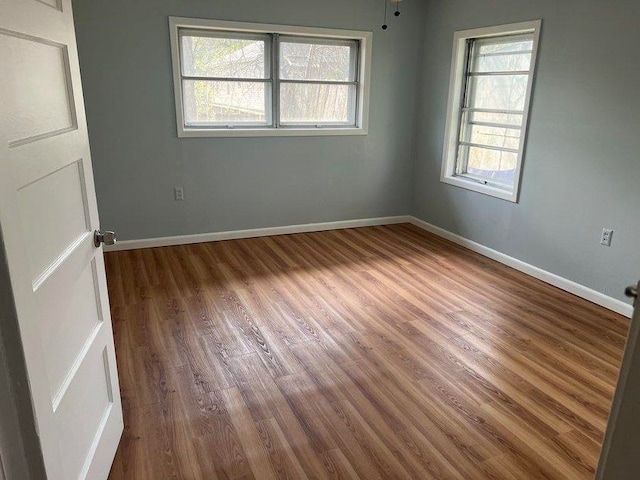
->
[169,17,373,138]
[440,20,542,203]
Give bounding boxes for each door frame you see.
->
[596,285,640,479]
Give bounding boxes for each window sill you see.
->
[177,126,368,138]
[440,174,519,203]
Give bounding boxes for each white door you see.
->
[0,0,123,478]
[596,282,640,479]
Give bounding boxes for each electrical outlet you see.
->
[174,187,185,201]
[600,228,613,247]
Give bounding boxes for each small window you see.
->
[169,17,372,138]
[441,21,541,202]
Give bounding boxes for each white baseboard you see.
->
[103,213,633,318]
[104,215,412,252]
[408,216,634,318]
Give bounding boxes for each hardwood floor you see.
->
[105,224,628,479]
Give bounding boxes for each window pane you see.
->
[183,80,268,125]
[459,145,518,187]
[471,35,533,73]
[469,110,523,127]
[473,52,532,73]
[280,83,354,124]
[181,34,267,79]
[468,74,529,111]
[463,124,521,150]
[280,40,356,81]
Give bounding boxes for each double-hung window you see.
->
[169,17,372,137]
[179,31,272,128]
[441,21,541,202]
[278,37,359,126]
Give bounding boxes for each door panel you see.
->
[18,159,90,286]
[0,0,123,478]
[41,259,103,400]
[0,30,77,146]
[35,0,62,12]
[56,345,114,479]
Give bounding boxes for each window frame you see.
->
[169,17,372,138]
[440,20,542,203]
[178,29,273,128]
[277,35,360,128]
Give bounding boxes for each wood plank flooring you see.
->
[105,224,628,479]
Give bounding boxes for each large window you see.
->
[169,17,372,137]
[441,21,541,202]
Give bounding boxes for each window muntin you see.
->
[171,20,370,135]
[441,21,541,202]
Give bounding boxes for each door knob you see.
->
[625,285,638,300]
[94,230,116,247]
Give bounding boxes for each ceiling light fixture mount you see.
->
[382,0,403,30]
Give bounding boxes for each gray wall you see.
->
[412,0,640,303]
[74,0,640,304]
[73,0,425,241]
